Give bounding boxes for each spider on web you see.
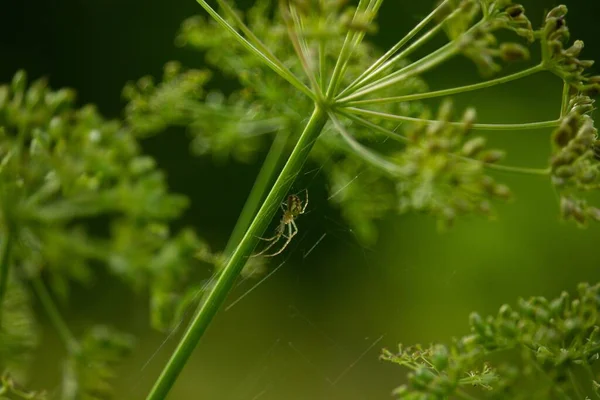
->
[252,190,308,257]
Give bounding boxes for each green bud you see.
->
[564,40,584,58]
[547,5,568,19]
[479,150,505,164]
[411,367,436,389]
[499,43,530,62]
[554,165,576,178]
[493,184,511,199]
[129,156,157,175]
[11,70,27,95]
[582,83,600,98]
[551,151,576,168]
[0,86,8,109]
[163,61,182,82]
[552,125,574,148]
[579,169,597,184]
[505,5,524,18]
[461,137,486,156]
[431,344,449,372]
[587,207,600,222]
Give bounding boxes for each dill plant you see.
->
[0,0,599,399]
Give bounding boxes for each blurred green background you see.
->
[2,0,600,399]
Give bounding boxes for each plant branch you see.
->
[339,41,460,102]
[342,107,561,130]
[325,0,372,97]
[145,107,328,400]
[339,0,456,97]
[560,80,571,117]
[328,111,403,176]
[281,2,320,93]
[479,162,550,176]
[31,276,80,355]
[338,110,550,176]
[195,0,315,100]
[343,64,546,106]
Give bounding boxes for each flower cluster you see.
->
[541,6,600,96]
[395,101,510,228]
[0,71,215,395]
[383,282,600,399]
[61,326,134,400]
[550,95,600,225]
[444,0,534,76]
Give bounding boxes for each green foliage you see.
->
[0,279,37,380]
[0,372,46,399]
[382,282,600,399]
[0,70,216,395]
[396,101,510,228]
[1,0,600,398]
[61,326,134,400]
[443,0,534,76]
[551,95,600,225]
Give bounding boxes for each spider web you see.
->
[130,154,392,399]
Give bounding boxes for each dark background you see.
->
[2,0,600,399]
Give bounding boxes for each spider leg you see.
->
[252,233,283,257]
[264,221,297,258]
[257,222,285,241]
[301,190,308,214]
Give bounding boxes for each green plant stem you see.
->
[339,41,459,102]
[224,130,290,256]
[195,0,314,100]
[344,64,546,106]
[338,109,550,176]
[339,0,455,97]
[326,0,372,96]
[0,230,14,321]
[342,106,561,130]
[329,111,402,176]
[146,107,328,400]
[560,80,571,117]
[31,276,79,355]
[481,162,550,176]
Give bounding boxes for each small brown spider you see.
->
[252,190,308,257]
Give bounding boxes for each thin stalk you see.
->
[339,110,550,176]
[339,0,455,97]
[481,162,550,176]
[342,107,561,130]
[560,80,571,117]
[145,107,328,400]
[339,41,459,102]
[195,0,315,100]
[31,276,80,355]
[328,111,402,176]
[333,0,384,95]
[337,109,408,142]
[224,130,290,256]
[325,0,371,97]
[344,64,546,106]
[0,230,14,320]
[282,2,320,93]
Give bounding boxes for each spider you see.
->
[252,190,308,257]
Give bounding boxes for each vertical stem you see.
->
[31,276,79,355]
[0,231,14,321]
[224,130,290,256]
[560,80,571,117]
[146,106,328,400]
